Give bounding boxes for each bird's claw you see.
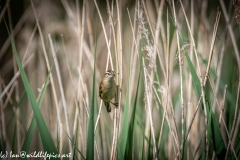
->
[110,101,119,107]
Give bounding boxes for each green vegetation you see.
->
[0,0,240,159]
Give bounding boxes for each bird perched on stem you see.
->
[99,70,118,112]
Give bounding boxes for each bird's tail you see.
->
[104,102,111,112]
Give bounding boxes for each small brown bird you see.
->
[99,70,118,112]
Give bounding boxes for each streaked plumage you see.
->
[99,70,117,112]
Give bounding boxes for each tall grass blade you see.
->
[21,61,54,156]
[185,53,201,97]
[86,48,96,160]
[142,125,145,160]
[118,64,132,159]
[199,54,236,109]
[147,132,152,159]
[64,130,86,160]
[193,130,204,159]
[158,123,168,159]
[5,21,59,159]
[207,101,226,159]
[186,53,210,120]
[124,71,141,159]
[234,137,240,158]
[186,53,227,159]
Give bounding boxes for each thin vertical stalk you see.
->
[114,1,123,159]
[48,34,73,155]
[30,0,63,155]
[171,0,184,158]
[187,0,194,159]
[208,77,237,159]
[104,0,120,159]
[212,0,232,112]
[219,1,240,158]
[203,10,221,160]
[93,0,114,70]
[142,0,167,81]
[225,81,240,160]
[142,64,158,159]
[77,0,86,72]
[178,1,219,159]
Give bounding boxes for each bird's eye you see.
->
[105,70,114,76]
